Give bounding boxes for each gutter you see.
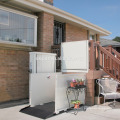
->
[11,0,112,36]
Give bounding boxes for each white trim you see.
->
[0,39,37,47]
[0,5,38,19]
[34,19,37,46]
[30,52,56,56]
[13,0,111,36]
[38,0,44,2]
[62,70,88,73]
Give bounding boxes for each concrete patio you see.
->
[0,100,120,120]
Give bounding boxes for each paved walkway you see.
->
[0,100,120,120]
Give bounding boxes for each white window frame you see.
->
[38,0,44,2]
[89,32,96,41]
[0,6,38,47]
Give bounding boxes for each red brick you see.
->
[0,49,29,103]
[65,23,87,42]
[37,12,54,53]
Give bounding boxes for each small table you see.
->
[66,85,86,115]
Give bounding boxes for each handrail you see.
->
[105,46,120,60]
[99,45,120,65]
[97,43,120,81]
[111,48,120,60]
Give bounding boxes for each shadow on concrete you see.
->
[0,99,29,109]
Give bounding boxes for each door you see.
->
[61,40,89,72]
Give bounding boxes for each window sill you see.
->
[0,40,37,51]
[0,40,37,47]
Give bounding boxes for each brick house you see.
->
[0,0,111,105]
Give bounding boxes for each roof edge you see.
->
[15,0,111,36]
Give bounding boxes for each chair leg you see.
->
[104,96,105,105]
[104,97,105,103]
[98,95,100,105]
[113,99,115,107]
[98,94,101,105]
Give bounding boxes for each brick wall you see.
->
[65,23,88,42]
[86,79,95,105]
[86,70,103,105]
[44,0,53,5]
[0,11,54,103]
[37,12,54,53]
[0,49,29,103]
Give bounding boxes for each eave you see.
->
[0,0,111,36]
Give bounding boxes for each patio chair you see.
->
[96,78,120,107]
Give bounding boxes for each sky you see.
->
[54,0,120,39]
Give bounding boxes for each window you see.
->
[90,35,95,40]
[0,8,37,46]
[89,33,96,41]
[0,10,9,25]
[54,21,65,45]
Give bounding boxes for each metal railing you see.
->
[51,45,61,70]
